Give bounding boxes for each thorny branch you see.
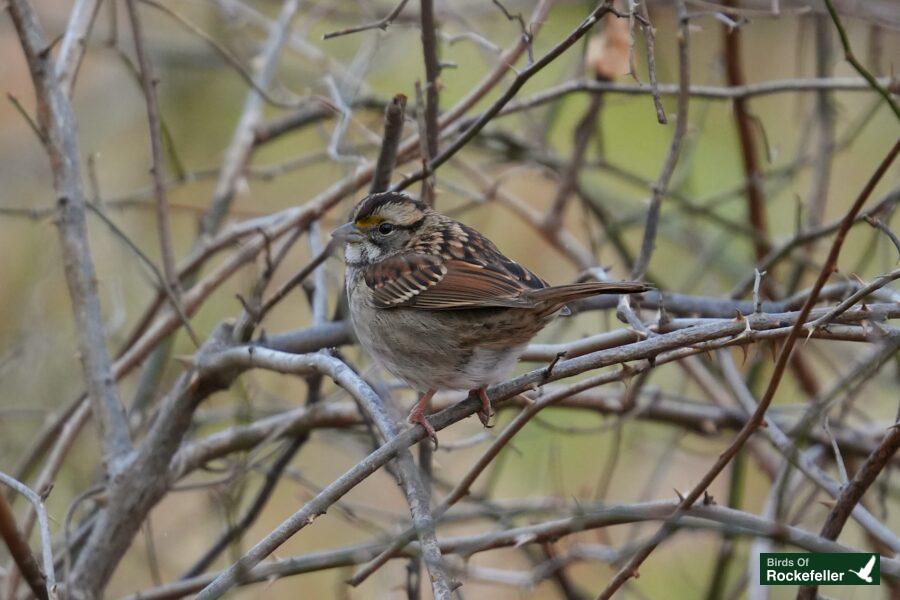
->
[596,137,900,599]
[3,1,899,599]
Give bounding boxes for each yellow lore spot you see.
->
[355,215,384,228]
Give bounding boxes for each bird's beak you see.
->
[331,222,364,243]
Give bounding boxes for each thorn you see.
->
[674,488,685,502]
[173,354,194,367]
[543,351,566,381]
[804,325,816,344]
[734,309,745,322]
[703,490,715,505]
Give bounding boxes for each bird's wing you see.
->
[862,555,876,576]
[364,246,547,310]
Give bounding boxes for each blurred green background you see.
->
[0,1,898,598]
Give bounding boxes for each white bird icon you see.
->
[848,555,876,583]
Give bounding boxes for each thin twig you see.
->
[370,94,408,193]
[723,0,770,264]
[139,0,304,110]
[8,0,132,475]
[0,471,57,600]
[717,349,900,550]
[807,268,900,330]
[322,0,410,40]
[595,137,900,599]
[126,0,183,323]
[864,215,900,257]
[0,494,49,600]
[192,349,454,599]
[495,76,894,116]
[55,0,102,95]
[197,0,301,237]
[180,380,321,579]
[418,0,441,205]
[821,0,900,121]
[125,499,900,600]
[491,0,533,63]
[797,425,900,599]
[85,202,201,347]
[731,188,898,297]
[6,92,46,144]
[629,0,690,280]
[393,1,632,191]
[637,0,666,123]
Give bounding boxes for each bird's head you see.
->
[332,192,430,266]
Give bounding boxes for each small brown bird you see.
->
[333,192,649,442]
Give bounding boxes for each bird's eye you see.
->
[377,222,395,235]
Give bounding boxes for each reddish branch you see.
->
[596,138,900,598]
[0,495,48,600]
[370,94,408,193]
[797,425,900,599]
[723,1,770,264]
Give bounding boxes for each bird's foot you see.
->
[472,387,494,428]
[408,391,438,448]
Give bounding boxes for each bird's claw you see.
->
[475,388,494,428]
[408,410,438,449]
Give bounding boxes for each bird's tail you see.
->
[525,281,651,306]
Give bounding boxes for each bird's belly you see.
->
[351,304,534,392]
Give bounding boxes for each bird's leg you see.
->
[471,387,494,427]
[407,389,437,447]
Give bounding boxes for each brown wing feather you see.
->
[364,220,549,309]
[408,260,535,309]
[365,254,447,308]
[362,218,647,311]
[365,254,541,310]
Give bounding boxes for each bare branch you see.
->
[0,494,49,600]
[125,0,194,346]
[798,424,900,598]
[322,0,410,40]
[630,0,690,280]
[370,94,408,193]
[596,137,900,599]
[822,0,900,120]
[7,0,132,471]
[55,0,102,95]
[394,1,630,191]
[125,500,900,599]
[0,471,56,599]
